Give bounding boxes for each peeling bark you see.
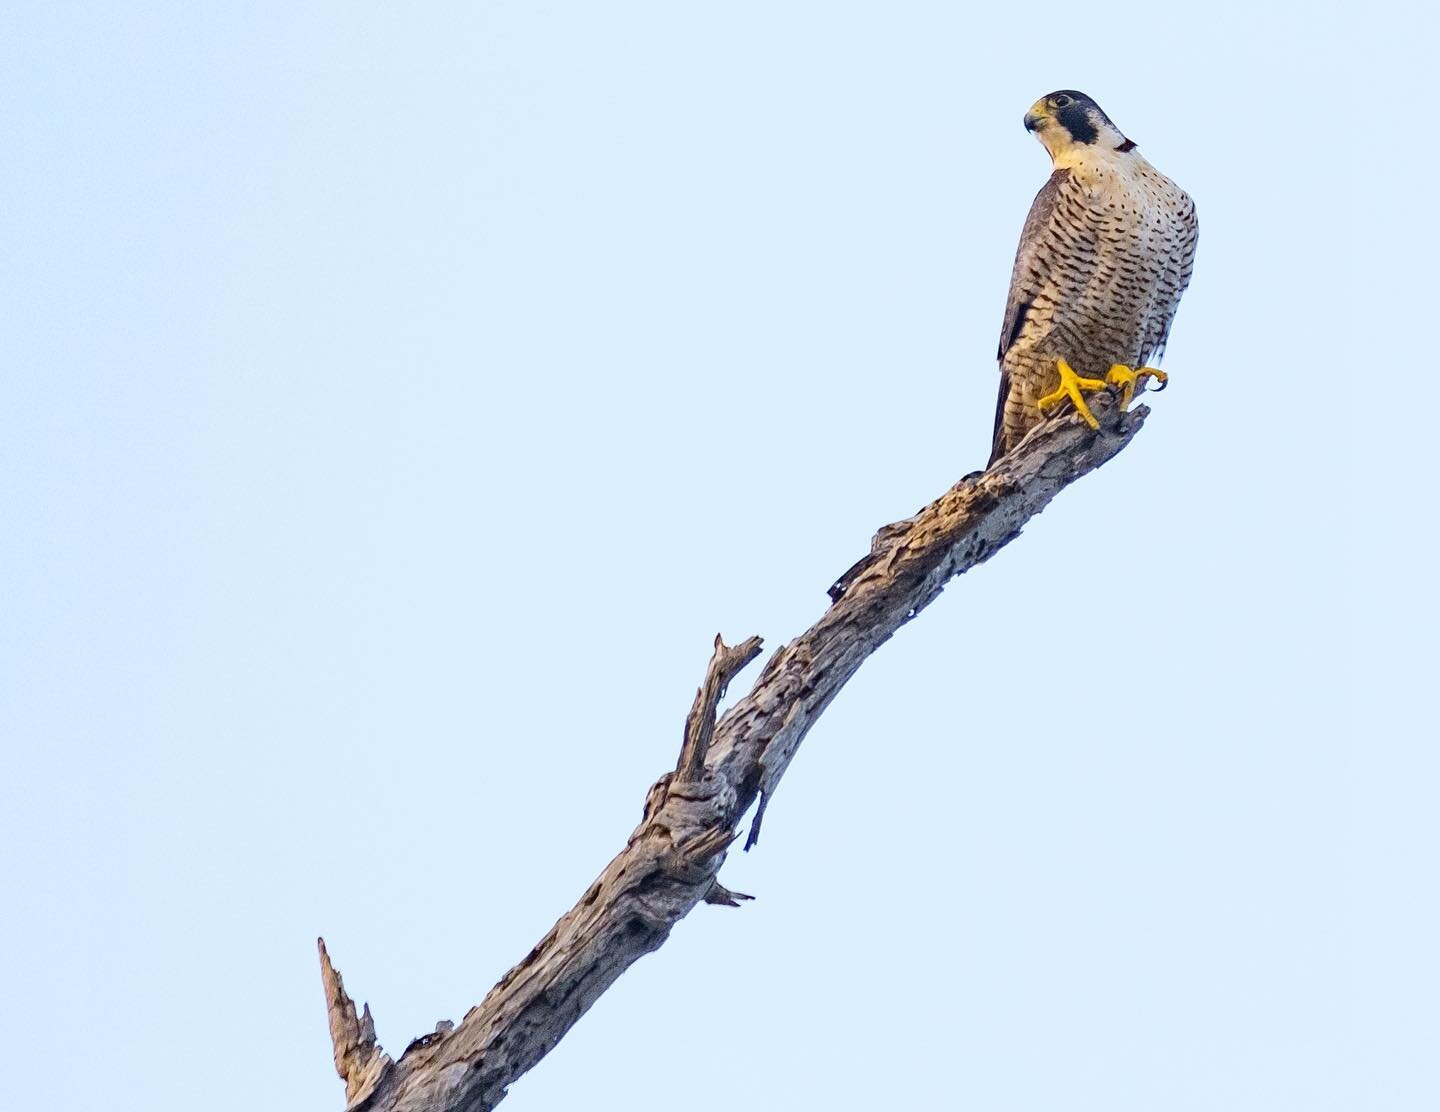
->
[320,394,1149,1111]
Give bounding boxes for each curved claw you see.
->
[1137,367,1169,394]
[1107,364,1170,410]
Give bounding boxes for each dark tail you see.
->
[987,368,1010,468]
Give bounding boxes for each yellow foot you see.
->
[1106,364,1169,409]
[1037,358,1107,429]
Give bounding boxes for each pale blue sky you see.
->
[0,4,1424,1110]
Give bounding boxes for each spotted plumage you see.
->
[990,90,1197,464]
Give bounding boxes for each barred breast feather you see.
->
[990,153,1197,464]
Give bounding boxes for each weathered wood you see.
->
[319,938,392,1109]
[320,393,1149,1112]
[677,634,765,783]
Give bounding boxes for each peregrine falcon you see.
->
[990,90,1197,465]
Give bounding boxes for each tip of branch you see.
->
[743,789,771,852]
[318,937,393,1108]
[703,879,755,907]
[676,633,765,782]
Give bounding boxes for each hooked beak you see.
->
[1023,102,1050,132]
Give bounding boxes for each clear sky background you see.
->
[1,3,1426,1110]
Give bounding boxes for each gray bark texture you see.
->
[319,392,1150,1112]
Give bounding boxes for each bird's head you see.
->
[1023,90,1134,164]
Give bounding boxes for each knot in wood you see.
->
[656,783,731,838]
[641,772,674,820]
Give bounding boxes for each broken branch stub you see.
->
[677,634,765,783]
[318,937,393,1109]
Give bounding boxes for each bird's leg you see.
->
[1105,364,1170,410]
[1037,358,1108,430]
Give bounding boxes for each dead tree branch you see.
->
[677,634,765,783]
[319,938,392,1107]
[320,394,1149,1111]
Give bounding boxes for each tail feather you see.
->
[987,369,1010,468]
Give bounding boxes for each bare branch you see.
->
[321,395,1147,1112]
[318,938,393,1109]
[702,878,754,907]
[677,633,765,782]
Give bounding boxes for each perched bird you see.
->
[990,90,1197,465]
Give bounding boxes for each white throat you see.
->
[1048,139,1135,173]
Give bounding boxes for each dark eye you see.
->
[1054,94,1072,107]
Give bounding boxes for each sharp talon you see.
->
[1104,364,1169,410]
[1136,367,1169,395]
